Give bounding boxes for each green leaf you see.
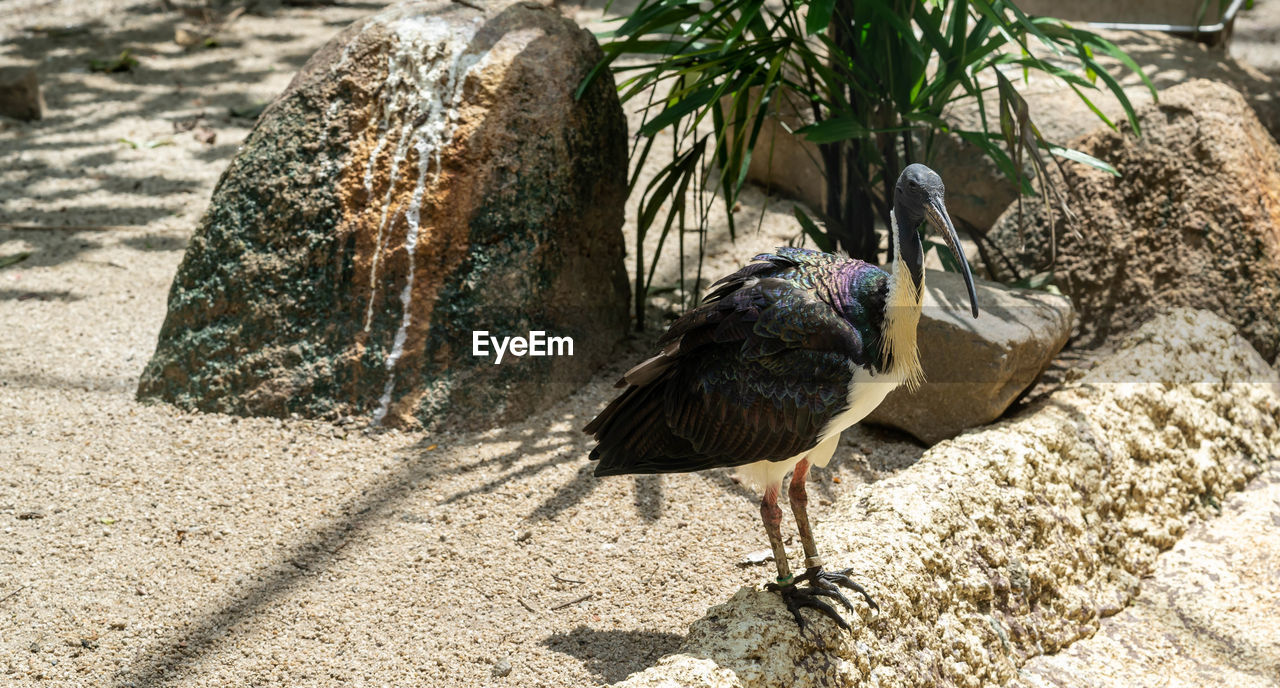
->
[1011,270,1056,291]
[903,111,948,129]
[722,0,765,52]
[229,103,267,120]
[642,138,706,295]
[0,252,31,269]
[1047,144,1119,175]
[119,137,173,149]
[1082,31,1157,100]
[956,131,1035,194]
[793,207,833,252]
[797,117,872,143]
[89,50,138,73]
[639,84,720,137]
[923,239,962,273]
[806,0,836,35]
[1079,52,1141,134]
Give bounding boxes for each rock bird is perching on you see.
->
[584,164,979,630]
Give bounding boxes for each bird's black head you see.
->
[894,163,946,230]
[892,163,979,318]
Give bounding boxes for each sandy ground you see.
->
[0,2,923,686]
[2,1,1279,687]
[1235,0,1280,75]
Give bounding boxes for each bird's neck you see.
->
[883,209,925,390]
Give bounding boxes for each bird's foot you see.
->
[805,566,879,613]
[766,566,878,631]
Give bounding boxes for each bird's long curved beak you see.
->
[926,198,979,318]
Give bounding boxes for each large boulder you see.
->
[987,79,1280,360]
[137,0,630,429]
[611,309,1280,688]
[863,269,1073,444]
[738,89,825,215]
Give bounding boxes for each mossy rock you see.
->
[138,0,630,430]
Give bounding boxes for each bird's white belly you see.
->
[737,368,902,491]
[817,367,903,446]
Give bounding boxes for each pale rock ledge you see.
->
[613,308,1280,688]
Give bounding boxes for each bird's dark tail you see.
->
[585,373,727,476]
[582,381,643,438]
[584,380,667,476]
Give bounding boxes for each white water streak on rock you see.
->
[362,51,410,332]
[370,16,487,426]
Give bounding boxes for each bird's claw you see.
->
[813,567,879,613]
[767,566,877,631]
[767,580,850,631]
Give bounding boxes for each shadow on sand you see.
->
[543,626,685,684]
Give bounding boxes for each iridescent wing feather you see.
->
[586,249,888,476]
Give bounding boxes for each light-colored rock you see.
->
[619,657,743,688]
[1234,0,1280,76]
[138,0,630,430]
[174,25,214,49]
[1015,0,1239,42]
[1010,462,1280,688]
[0,67,44,121]
[987,79,1280,361]
[612,309,1280,688]
[1013,0,1240,45]
[740,88,824,214]
[1022,0,1221,26]
[863,269,1073,444]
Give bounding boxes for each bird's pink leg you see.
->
[788,458,823,569]
[765,457,868,631]
[785,457,880,625]
[760,484,793,584]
